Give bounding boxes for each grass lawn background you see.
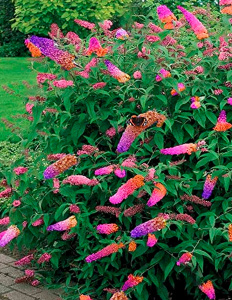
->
[0,57,37,141]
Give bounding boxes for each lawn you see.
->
[0,57,37,141]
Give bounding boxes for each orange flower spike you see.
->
[128,241,137,252]
[229,224,232,241]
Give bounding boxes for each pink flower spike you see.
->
[37,253,52,264]
[131,216,166,238]
[25,269,35,277]
[99,20,113,31]
[92,82,106,89]
[147,233,158,247]
[63,175,99,186]
[0,188,12,199]
[176,252,193,266]
[69,204,80,214]
[147,182,167,207]
[161,143,197,155]
[32,217,44,227]
[95,165,115,176]
[115,28,129,40]
[74,19,95,30]
[0,217,10,226]
[199,280,216,299]
[177,6,209,40]
[114,168,126,178]
[31,280,40,287]
[122,274,144,291]
[53,178,60,194]
[15,254,34,266]
[53,80,74,88]
[47,216,77,231]
[0,225,20,247]
[228,97,232,105]
[109,175,145,204]
[96,223,119,235]
[104,60,130,83]
[14,167,28,175]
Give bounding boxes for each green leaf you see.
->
[164,258,175,280]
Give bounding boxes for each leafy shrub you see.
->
[2,4,232,300]
[0,0,27,56]
[12,0,133,35]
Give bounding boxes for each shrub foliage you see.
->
[1,3,232,300]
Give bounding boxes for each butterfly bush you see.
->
[2,3,232,299]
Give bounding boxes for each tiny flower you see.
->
[13,200,21,207]
[133,71,142,79]
[97,223,119,235]
[176,252,193,266]
[213,110,232,131]
[147,234,158,247]
[122,274,144,291]
[47,216,77,232]
[128,241,137,252]
[199,280,216,299]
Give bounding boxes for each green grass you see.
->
[0,57,37,141]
